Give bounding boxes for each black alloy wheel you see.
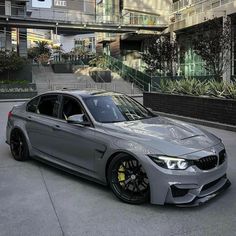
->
[10,129,29,161]
[108,154,149,204]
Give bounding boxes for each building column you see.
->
[18,28,27,57]
[5,27,12,51]
[223,15,231,82]
[5,0,11,16]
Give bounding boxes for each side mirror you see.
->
[67,114,90,126]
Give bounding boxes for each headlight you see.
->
[148,155,191,170]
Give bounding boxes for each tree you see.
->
[34,41,50,55]
[28,41,50,59]
[193,17,231,81]
[142,35,178,76]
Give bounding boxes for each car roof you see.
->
[40,89,124,98]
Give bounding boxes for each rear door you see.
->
[25,94,61,156]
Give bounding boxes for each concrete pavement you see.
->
[0,102,236,236]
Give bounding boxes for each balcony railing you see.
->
[0,3,162,27]
[172,0,234,13]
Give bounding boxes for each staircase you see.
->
[32,65,142,95]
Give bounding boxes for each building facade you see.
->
[96,0,236,79]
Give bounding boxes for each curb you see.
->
[157,111,236,133]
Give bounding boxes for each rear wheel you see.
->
[10,129,29,161]
[108,154,150,204]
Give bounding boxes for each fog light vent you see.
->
[171,185,189,198]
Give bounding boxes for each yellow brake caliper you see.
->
[118,163,126,186]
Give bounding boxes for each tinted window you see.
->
[61,96,84,120]
[38,95,60,118]
[83,95,155,123]
[26,97,40,113]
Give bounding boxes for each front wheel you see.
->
[10,129,29,161]
[108,154,150,204]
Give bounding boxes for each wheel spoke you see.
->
[110,157,149,203]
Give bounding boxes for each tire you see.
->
[108,154,150,204]
[10,129,29,161]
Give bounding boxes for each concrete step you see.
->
[32,66,142,94]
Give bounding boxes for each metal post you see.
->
[148,83,151,92]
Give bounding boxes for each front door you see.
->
[50,95,106,172]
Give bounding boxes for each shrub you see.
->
[0,51,26,73]
[89,56,107,69]
[0,80,28,84]
[38,54,50,65]
[157,78,236,99]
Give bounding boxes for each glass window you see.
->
[26,97,40,113]
[61,96,84,120]
[83,95,156,123]
[37,95,60,118]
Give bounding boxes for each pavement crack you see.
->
[39,167,65,236]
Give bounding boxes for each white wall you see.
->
[60,33,95,52]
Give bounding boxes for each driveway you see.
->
[0,102,235,236]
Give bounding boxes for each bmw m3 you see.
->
[6,90,231,206]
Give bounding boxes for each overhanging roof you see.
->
[0,15,168,33]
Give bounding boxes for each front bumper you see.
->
[141,144,231,206]
[176,178,231,207]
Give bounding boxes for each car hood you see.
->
[100,116,221,156]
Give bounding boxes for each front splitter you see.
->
[175,179,231,207]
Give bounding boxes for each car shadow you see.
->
[27,158,231,212]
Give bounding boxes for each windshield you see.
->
[83,95,156,123]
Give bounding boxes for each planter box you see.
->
[51,63,73,73]
[89,70,111,83]
[143,92,236,126]
[0,83,36,90]
[0,92,37,99]
[0,64,32,82]
[0,83,37,99]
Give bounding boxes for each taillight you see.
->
[8,111,13,119]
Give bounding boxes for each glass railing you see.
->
[172,0,234,14]
[0,3,163,27]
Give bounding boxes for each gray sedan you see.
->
[6,90,231,206]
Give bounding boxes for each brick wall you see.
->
[143,92,236,125]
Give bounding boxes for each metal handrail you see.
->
[104,55,153,92]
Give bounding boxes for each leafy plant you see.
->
[38,53,50,65]
[89,56,107,69]
[208,80,226,98]
[224,83,236,99]
[0,51,26,80]
[34,41,50,55]
[156,78,236,99]
[61,53,70,62]
[175,78,208,96]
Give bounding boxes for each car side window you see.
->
[37,95,60,118]
[61,96,85,120]
[26,97,40,113]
